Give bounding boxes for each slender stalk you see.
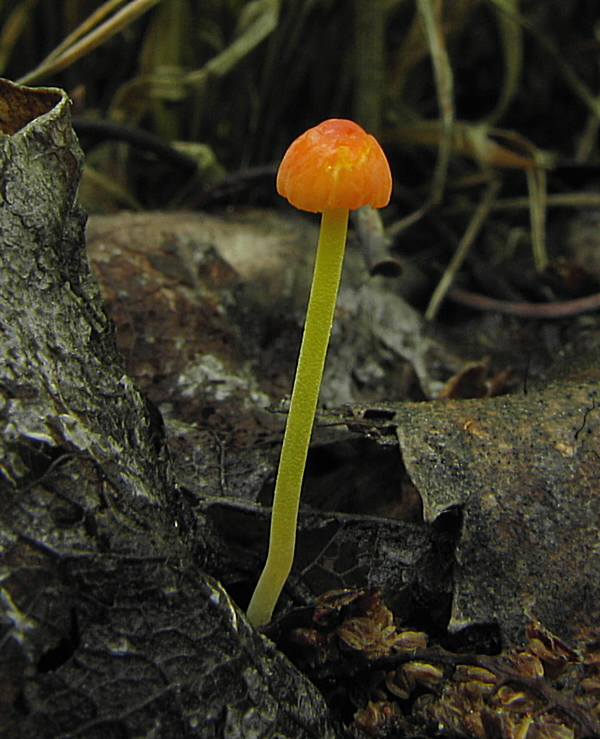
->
[247,208,349,627]
[425,177,501,321]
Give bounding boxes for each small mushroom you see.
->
[247,119,392,627]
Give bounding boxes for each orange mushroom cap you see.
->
[276,119,392,213]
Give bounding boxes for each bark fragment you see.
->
[0,79,335,738]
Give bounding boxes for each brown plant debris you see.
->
[289,589,600,739]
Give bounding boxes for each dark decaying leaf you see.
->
[0,79,335,738]
[392,364,600,644]
[198,497,455,633]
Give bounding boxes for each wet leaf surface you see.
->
[393,360,600,644]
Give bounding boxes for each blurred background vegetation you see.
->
[3,0,600,300]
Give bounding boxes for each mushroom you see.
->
[246,119,392,627]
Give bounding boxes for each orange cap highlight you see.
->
[276,119,392,213]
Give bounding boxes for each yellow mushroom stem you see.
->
[247,208,349,627]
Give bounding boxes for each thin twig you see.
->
[447,286,600,319]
